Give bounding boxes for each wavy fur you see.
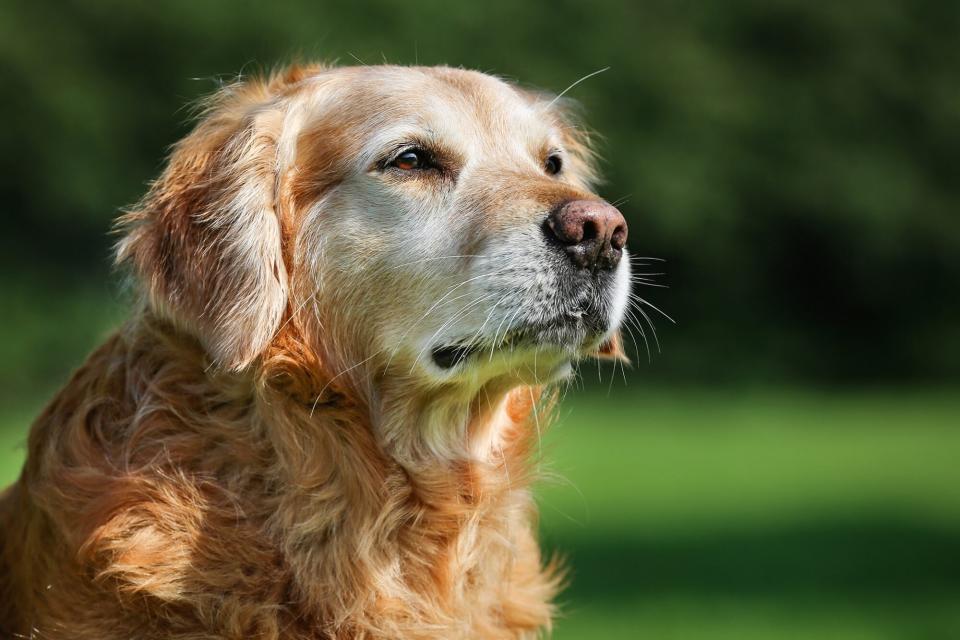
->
[0,64,625,639]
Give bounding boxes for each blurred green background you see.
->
[1,1,958,638]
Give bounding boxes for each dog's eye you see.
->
[545,153,563,176]
[390,148,432,171]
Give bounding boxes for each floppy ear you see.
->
[116,85,288,370]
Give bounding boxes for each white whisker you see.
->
[391,254,488,270]
[462,291,512,351]
[409,293,498,373]
[633,305,661,353]
[383,266,514,369]
[309,349,384,417]
[547,66,610,109]
[629,293,676,324]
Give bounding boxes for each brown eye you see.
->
[545,153,563,175]
[391,148,430,171]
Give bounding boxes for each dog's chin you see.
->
[427,342,575,386]
[425,315,614,385]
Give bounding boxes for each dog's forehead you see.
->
[305,66,556,151]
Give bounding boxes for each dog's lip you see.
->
[430,313,606,370]
[430,344,480,369]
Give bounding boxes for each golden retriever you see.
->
[0,63,630,639]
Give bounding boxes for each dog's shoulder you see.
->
[8,323,297,637]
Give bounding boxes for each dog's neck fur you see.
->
[259,318,557,634]
[261,317,563,638]
[5,312,558,639]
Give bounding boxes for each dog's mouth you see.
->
[429,336,530,370]
[430,314,611,370]
[431,344,480,369]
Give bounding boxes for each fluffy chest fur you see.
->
[0,319,559,639]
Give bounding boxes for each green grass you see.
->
[537,389,960,639]
[2,388,959,638]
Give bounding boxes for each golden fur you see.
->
[0,64,627,639]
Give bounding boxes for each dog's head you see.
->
[118,65,630,397]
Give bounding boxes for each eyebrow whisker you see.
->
[547,66,610,109]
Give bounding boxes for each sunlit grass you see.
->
[536,388,960,639]
[538,388,960,535]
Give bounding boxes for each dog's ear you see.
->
[116,84,288,370]
[593,330,630,364]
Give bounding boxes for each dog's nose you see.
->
[544,200,628,271]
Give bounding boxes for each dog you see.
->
[0,64,630,639]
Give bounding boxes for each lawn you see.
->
[537,389,960,639]
[2,388,958,638]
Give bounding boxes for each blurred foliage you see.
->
[2,0,960,399]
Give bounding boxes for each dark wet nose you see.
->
[543,200,628,271]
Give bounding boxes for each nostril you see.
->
[545,200,627,270]
[610,224,627,250]
[581,219,598,243]
[543,206,587,246]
